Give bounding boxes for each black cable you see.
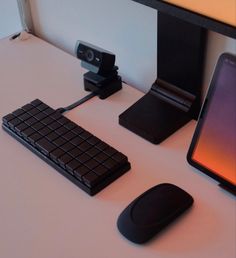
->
[56,92,97,114]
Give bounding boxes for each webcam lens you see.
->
[85,49,94,62]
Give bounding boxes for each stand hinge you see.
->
[151,79,196,112]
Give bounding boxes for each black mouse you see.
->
[117,183,193,244]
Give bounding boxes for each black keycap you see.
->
[112,152,128,164]
[66,159,80,174]
[41,116,54,125]
[12,109,25,116]
[38,127,52,136]
[43,107,55,115]
[31,122,45,131]
[86,147,100,157]
[72,126,84,135]
[46,132,59,142]
[8,118,22,129]
[58,153,73,167]
[50,112,62,120]
[70,136,84,146]
[77,153,91,163]
[57,116,70,125]
[93,165,109,177]
[18,112,31,121]
[60,142,75,152]
[28,132,42,145]
[55,126,68,135]
[31,99,43,107]
[79,131,92,140]
[21,104,34,112]
[50,148,65,162]
[27,108,40,116]
[2,113,15,125]
[64,121,77,130]
[94,152,109,163]
[62,131,76,141]
[53,137,67,147]
[34,112,47,120]
[103,146,117,157]
[96,141,108,151]
[48,121,61,130]
[15,122,28,134]
[74,166,89,181]
[103,159,118,170]
[87,136,100,145]
[83,171,99,187]
[68,147,82,158]
[36,138,56,155]
[77,142,91,152]
[21,127,35,138]
[85,159,99,170]
[36,103,49,111]
[24,117,37,126]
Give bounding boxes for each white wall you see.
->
[0,0,22,39]
[28,0,236,93]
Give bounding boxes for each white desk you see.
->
[0,35,235,258]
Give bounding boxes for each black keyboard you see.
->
[2,99,131,196]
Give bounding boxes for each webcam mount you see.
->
[75,41,122,99]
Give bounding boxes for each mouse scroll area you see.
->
[117,183,193,244]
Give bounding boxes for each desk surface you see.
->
[0,35,235,258]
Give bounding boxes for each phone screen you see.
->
[191,55,236,186]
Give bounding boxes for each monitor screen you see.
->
[164,0,236,27]
[187,53,236,192]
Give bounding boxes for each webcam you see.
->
[75,40,122,99]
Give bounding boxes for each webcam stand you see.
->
[119,13,206,144]
[83,67,122,99]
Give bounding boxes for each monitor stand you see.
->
[119,13,206,144]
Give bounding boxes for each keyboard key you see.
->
[93,165,109,177]
[50,148,65,162]
[46,132,59,142]
[8,118,22,129]
[31,99,43,107]
[24,117,37,126]
[83,171,99,187]
[68,147,82,158]
[2,99,131,196]
[74,166,89,181]
[58,153,73,168]
[28,132,42,145]
[27,108,40,116]
[36,138,56,155]
[15,122,28,134]
[13,109,25,116]
[21,104,34,112]
[2,113,15,125]
[21,127,35,138]
[66,159,80,174]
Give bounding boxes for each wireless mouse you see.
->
[117,183,193,244]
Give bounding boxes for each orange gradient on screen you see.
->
[164,0,236,26]
[192,59,236,185]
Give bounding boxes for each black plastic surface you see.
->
[2,99,131,196]
[119,91,191,144]
[117,183,193,244]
